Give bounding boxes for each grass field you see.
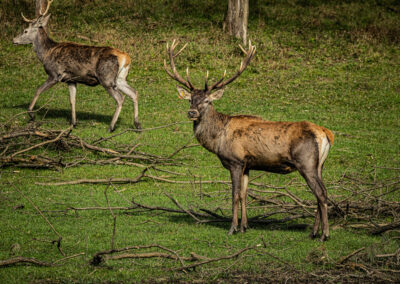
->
[0,0,399,282]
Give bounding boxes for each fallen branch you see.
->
[370,220,400,235]
[0,253,85,268]
[9,125,72,158]
[91,244,185,266]
[35,168,148,186]
[337,247,365,264]
[0,257,53,267]
[169,246,256,271]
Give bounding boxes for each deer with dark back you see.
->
[12,0,141,132]
[164,40,334,241]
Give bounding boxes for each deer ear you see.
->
[176,86,191,100]
[208,88,225,101]
[38,13,51,27]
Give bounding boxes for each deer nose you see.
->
[188,109,200,120]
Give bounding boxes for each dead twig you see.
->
[10,183,65,256]
[163,191,204,223]
[169,246,256,271]
[9,125,72,158]
[337,247,366,264]
[104,185,117,250]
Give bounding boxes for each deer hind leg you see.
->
[313,136,331,240]
[68,83,77,126]
[302,173,329,241]
[294,138,330,241]
[240,169,249,232]
[104,86,125,132]
[116,79,141,129]
[310,204,322,239]
[28,76,58,120]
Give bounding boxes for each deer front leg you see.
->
[240,169,249,232]
[228,165,243,235]
[28,76,58,120]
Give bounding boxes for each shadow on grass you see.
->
[165,213,310,233]
[12,103,113,125]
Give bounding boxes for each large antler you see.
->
[163,40,195,90]
[21,0,54,23]
[206,41,256,92]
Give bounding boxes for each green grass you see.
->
[0,0,399,282]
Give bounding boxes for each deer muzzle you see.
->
[188,109,200,121]
[12,36,28,45]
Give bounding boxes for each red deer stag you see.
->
[164,40,334,241]
[12,0,141,132]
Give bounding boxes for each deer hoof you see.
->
[134,121,142,130]
[240,224,248,233]
[227,225,238,235]
[309,232,319,239]
[319,235,329,242]
[28,111,35,120]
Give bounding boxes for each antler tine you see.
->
[186,67,195,89]
[21,0,54,23]
[206,70,226,91]
[163,40,194,90]
[163,59,176,79]
[204,70,209,90]
[238,44,247,55]
[174,43,188,58]
[208,41,256,91]
[40,0,54,16]
[21,12,36,23]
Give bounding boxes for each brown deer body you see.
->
[12,1,141,131]
[164,40,334,241]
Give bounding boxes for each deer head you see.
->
[13,0,53,45]
[164,40,256,121]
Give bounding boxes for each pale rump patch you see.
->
[110,49,131,69]
[117,65,130,83]
[316,135,330,176]
[320,136,330,164]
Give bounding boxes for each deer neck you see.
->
[193,104,229,154]
[33,27,56,62]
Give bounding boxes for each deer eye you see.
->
[24,30,28,34]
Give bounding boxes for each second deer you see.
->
[13,0,141,131]
[164,40,334,241]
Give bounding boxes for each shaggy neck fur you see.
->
[193,104,230,154]
[33,27,56,62]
